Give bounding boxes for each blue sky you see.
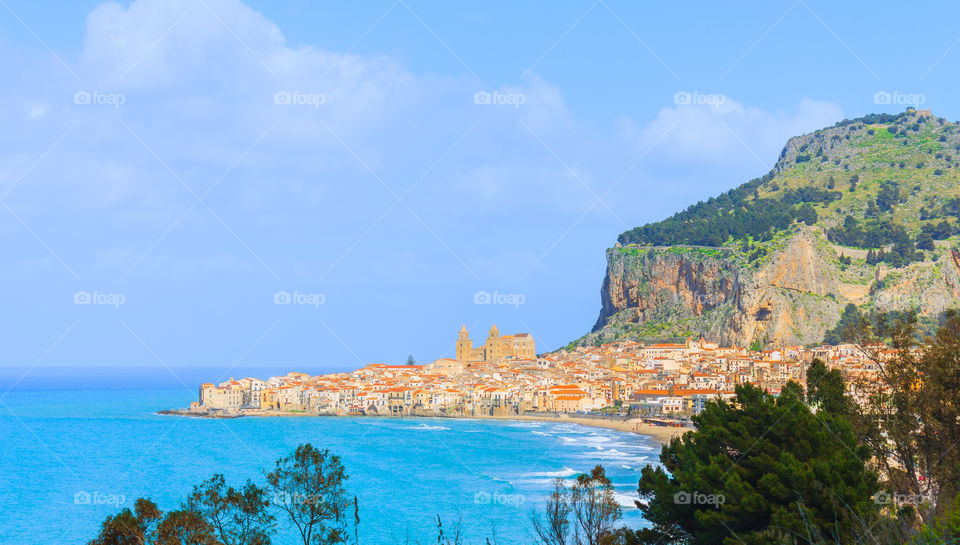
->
[1,0,958,380]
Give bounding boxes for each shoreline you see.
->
[160,409,689,444]
[466,414,687,444]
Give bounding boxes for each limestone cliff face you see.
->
[587,228,960,347]
[583,111,960,348]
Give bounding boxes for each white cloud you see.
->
[0,0,847,276]
[26,101,48,119]
[0,0,854,367]
[628,96,843,169]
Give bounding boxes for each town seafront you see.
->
[165,325,880,445]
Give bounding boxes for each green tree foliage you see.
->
[920,220,954,240]
[185,474,274,545]
[88,498,164,545]
[88,498,220,545]
[89,446,352,545]
[530,466,622,545]
[616,175,840,247]
[852,313,960,524]
[266,444,351,545]
[155,510,219,545]
[796,203,818,226]
[829,215,907,248]
[823,304,868,345]
[88,479,273,545]
[805,359,850,416]
[531,478,572,545]
[915,232,935,251]
[909,495,960,544]
[633,383,878,545]
[875,182,904,212]
[572,466,622,545]
[829,216,924,267]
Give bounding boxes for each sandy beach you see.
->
[469,413,689,444]
[162,408,690,444]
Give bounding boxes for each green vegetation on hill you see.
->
[822,304,944,344]
[616,179,834,247]
[617,110,960,270]
[585,110,960,349]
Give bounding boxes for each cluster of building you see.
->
[189,325,887,418]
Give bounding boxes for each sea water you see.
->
[0,388,659,544]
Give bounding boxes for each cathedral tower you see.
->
[455,325,473,362]
[484,324,501,362]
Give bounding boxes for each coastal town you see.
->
[181,325,887,419]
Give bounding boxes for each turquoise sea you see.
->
[0,387,660,544]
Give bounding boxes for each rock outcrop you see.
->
[575,111,960,348]
[586,227,960,347]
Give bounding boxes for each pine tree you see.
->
[634,383,878,545]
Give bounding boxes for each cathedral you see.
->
[455,324,536,363]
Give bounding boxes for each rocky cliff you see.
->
[579,110,960,348]
[588,228,960,347]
